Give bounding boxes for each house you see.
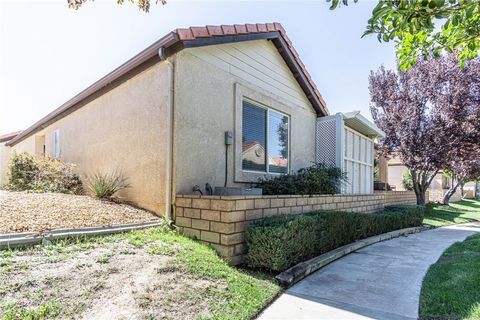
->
[0,23,383,217]
[383,156,478,201]
[0,131,22,186]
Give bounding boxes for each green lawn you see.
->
[0,225,280,320]
[420,233,480,320]
[424,199,480,227]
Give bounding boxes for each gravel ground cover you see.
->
[0,190,159,234]
[0,226,280,320]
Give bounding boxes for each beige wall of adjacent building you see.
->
[173,39,318,194]
[10,61,171,214]
[0,143,11,186]
[387,161,477,200]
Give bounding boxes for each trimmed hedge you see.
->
[256,163,347,195]
[245,205,425,272]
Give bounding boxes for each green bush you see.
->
[5,152,82,194]
[402,169,414,191]
[256,163,347,195]
[87,171,130,199]
[245,205,425,272]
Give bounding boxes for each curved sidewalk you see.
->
[259,222,480,320]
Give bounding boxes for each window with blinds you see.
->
[242,101,289,174]
[53,129,60,159]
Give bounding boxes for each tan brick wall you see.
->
[174,193,387,265]
[378,191,419,206]
[428,189,464,203]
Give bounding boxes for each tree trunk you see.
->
[414,188,426,205]
[410,168,437,206]
[411,171,427,205]
[442,181,461,205]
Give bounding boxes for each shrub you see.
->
[402,169,414,191]
[256,163,347,195]
[5,152,82,194]
[245,205,425,272]
[87,171,130,199]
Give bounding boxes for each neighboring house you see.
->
[0,131,22,186]
[384,156,477,201]
[0,23,383,216]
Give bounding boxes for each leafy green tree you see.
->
[402,169,414,191]
[67,0,166,12]
[329,0,480,69]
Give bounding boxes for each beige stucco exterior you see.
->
[2,39,324,216]
[0,143,11,186]
[385,157,477,200]
[173,40,317,194]
[9,62,171,214]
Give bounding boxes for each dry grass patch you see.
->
[0,190,158,233]
[0,225,280,320]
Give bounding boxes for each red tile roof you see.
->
[8,23,328,147]
[0,130,22,143]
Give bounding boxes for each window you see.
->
[241,101,289,174]
[53,129,60,159]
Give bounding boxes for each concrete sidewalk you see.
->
[259,223,480,320]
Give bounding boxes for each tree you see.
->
[369,53,480,205]
[442,149,480,204]
[67,0,166,12]
[402,169,414,191]
[329,0,480,70]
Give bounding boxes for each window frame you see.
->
[53,129,60,159]
[234,83,294,183]
[241,99,290,175]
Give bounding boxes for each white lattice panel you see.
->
[315,118,337,166]
[316,113,376,195]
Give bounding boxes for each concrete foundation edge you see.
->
[0,220,163,250]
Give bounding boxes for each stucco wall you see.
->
[10,62,170,214]
[0,143,11,186]
[173,40,318,194]
[388,164,445,192]
[387,165,406,190]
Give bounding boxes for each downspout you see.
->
[160,48,175,222]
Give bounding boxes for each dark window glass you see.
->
[242,102,266,172]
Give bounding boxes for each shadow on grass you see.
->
[424,199,480,227]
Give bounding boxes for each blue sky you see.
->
[0,0,397,134]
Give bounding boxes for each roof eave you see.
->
[8,26,328,146]
[7,32,180,147]
[343,111,385,138]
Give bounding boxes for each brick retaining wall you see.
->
[174,193,391,265]
[381,191,419,206]
[428,189,462,203]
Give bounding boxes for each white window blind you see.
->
[53,129,60,159]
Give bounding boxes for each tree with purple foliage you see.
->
[369,54,480,205]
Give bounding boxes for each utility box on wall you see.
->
[316,112,385,194]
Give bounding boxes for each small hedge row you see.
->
[245,205,425,272]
